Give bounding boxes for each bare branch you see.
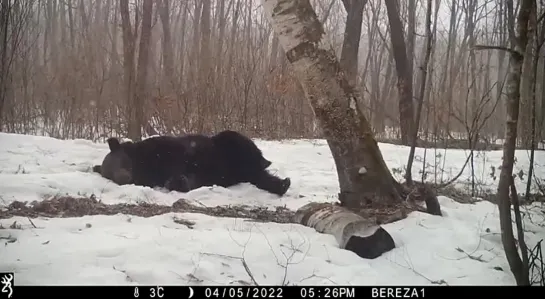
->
[472,44,521,57]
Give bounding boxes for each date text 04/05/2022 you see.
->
[203,287,356,298]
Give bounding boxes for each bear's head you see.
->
[94,138,134,185]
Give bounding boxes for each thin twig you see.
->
[27,217,37,228]
[241,259,258,286]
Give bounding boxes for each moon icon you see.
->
[188,287,194,298]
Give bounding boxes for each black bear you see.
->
[93,131,291,196]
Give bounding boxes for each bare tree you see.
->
[120,0,138,140]
[406,0,416,91]
[406,0,434,184]
[1,0,544,161]
[0,0,33,130]
[133,0,153,140]
[524,1,544,197]
[384,0,414,146]
[339,0,368,85]
[496,0,535,286]
[261,0,434,212]
[159,0,174,86]
[266,0,402,208]
[0,0,10,129]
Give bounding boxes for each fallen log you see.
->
[294,202,396,259]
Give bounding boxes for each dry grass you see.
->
[0,195,296,224]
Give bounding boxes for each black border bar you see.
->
[4,285,544,299]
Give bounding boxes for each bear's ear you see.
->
[107,138,122,152]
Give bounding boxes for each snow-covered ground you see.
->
[0,132,544,285]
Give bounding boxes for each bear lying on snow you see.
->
[93,130,291,196]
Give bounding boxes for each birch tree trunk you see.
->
[295,202,395,259]
[261,0,406,210]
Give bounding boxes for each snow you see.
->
[0,132,544,286]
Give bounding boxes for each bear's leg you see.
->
[165,174,195,192]
[250,171,291,196]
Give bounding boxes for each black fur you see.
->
[177,132,290,195]
[211,130,272,170]
[92,136,194,191]
[93,131,291,196]
[94,138,134,186]
[164,173,196,193]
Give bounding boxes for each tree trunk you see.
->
[48,0,59,72]
[525,5,541,209]
[191,1,202,79]
[377,51,394,133]
[338,0,368,190]
[262,0,403,209]
[295,202,395,259]
[495,0,507,139]
[214,0,229,118]
[441,1,458,141]
[518,8,536,148]
[539,14,545,138]
[177,2,188,87]
[466,0,479,139]
[406,0,434,184]
[497,0,534,286]
[134,0,153,140]
[119,0,137,140]
[407,0,416,98]
[0,0,9,129]
[226,1,240,84]
[67,0,75,50]
[422,0,440,142]
[159,0,174,85]
[269,35,279,70]
[200,0,211,76]
[339,0,368,86]
[384,0,414,146]
[198,0,211,132]
[215,0,227,77]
